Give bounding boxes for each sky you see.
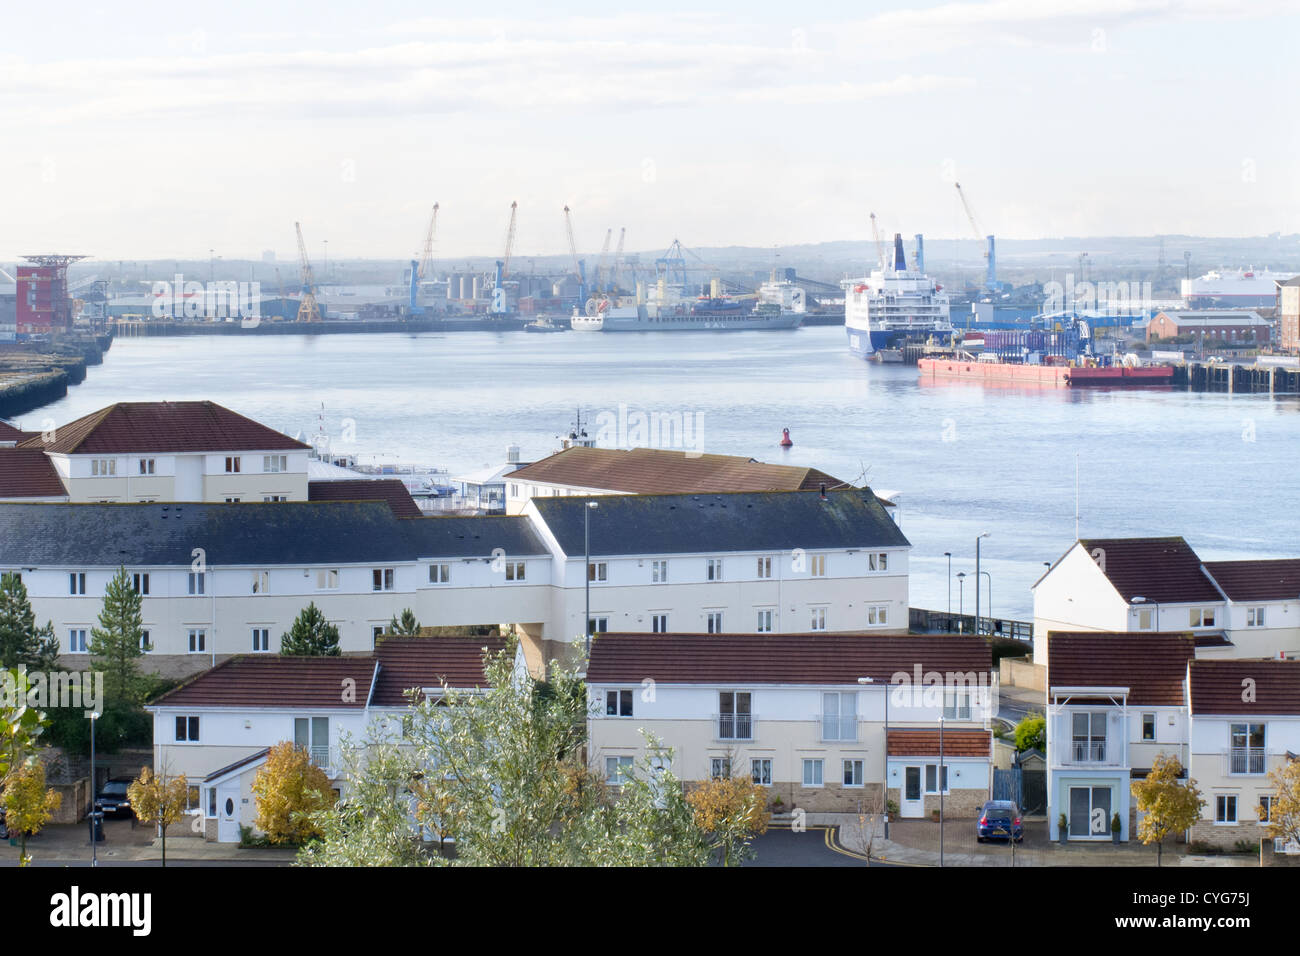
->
[1,0,1297,262]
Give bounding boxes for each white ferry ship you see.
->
[843,233,951,358]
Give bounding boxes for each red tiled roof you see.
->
[887,728,990,758]
[0,421,39,443]
[0,448,67,498]
[1203,559,1300,603]
[506,446,850,495]
[1077,537,1222,604]
[586,633,993,685]
[309,478,423,518]
[370,636,504,706]
[1189,659,1300,715]
[149,656,376,709]
[1047,632,1196,706]
[23,401,310,454]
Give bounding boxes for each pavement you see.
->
[0,817,296,866]
[995,683,1044,728]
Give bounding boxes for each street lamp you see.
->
[979,570,992,635]
[584,501,599,655]
[858,676,889,839]
[938,714,945,868]
[975,532,990,635]
[956,572,966,627]
[943,552,952,621]
[89,711,101,866]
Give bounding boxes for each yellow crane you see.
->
[294,222,322,323]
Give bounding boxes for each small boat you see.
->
[524,316,567,333]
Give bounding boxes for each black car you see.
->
[95,778,135,818]
[976,800,1023,842]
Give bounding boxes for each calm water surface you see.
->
[26,326,1300,620]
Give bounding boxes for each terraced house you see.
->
[0,485,910,679]
[586,633,995,815]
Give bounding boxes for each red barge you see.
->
[919,355,1175,388]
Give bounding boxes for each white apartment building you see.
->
[587,633,995,815]
[1,486,910,679]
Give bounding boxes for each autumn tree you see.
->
[1013,713,1046,753]
[1,668,51,781]
[686,773,772,866]
[1130,753,1204,866]
[3,760,62,866]
[128,766,189,866]
[387,609,421,637]
[0,573,59,672]
[279,603,341,657]
[89,566,145,704]
[252,741,332,845]
[1266,758,1300,851]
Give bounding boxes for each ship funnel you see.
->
[893,234,906,272]
[914,234,925,273]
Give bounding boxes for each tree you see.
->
[1266,758,1300,851]
[0,668,51,780]
[88,566,144,704]
[387,609,421,637]
[279,603,341,656]
[127,766,189,867]
[686,773,772,866]
[0,573,59,671]
[3,759,61,866]
[252,741,333,845]
[1013,713,1046,753]
[1130,753,1204,866]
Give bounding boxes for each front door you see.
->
[901,765,924,818]
[1067,786,1112,839]
[216,784,241,843]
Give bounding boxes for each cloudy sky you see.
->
[1,0,1296,261]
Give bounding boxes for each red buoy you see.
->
[779,427,793,448]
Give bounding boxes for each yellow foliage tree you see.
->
[1130,753,1204,866]
[686,774,771,866]
[128,766,189,867]
[1266,758,1300,850]
[3,760,62,866]
[252,741,332,845]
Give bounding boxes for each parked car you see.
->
[976,800,1023,843]
[95,777,135,818]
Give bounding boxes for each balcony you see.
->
[1072,741,1107,763]
[818,714,858,742]
[716,714,754,741]
[1225,747,1266,775]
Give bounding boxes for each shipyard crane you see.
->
[563,205,588,304]
[954,182,1000,293]
[417,203,439,282]
[611,227,626,292]
[594,228,613,292]
[501,201,517,279]
[294,222,322,322]
[869,212,887,272]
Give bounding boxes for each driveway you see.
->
[743,823,882,867]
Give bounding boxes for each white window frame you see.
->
[263,455,287,473]
[605,689,633,717]
[756,608,775,633]
[867,605,888,626]
[605,756,634,786]
[756,556,772,579]
[1215,794,1238,825]
[188,628,207,653]
[651,560,668,583]
[707,558,723,581]
[943,688,972,721]
[710,757,732,780]
[588,616,609,634]
[140,629,152,653]
[252,627,270,652]
[651,613,668,634]
[372,567,395,591]
[706,610,724,634]
[868,552,888,572]
[69,572,86,595]
[133,572,150,595]
[138,458,155,475]
[174,715,200,743]
[429,563,450,584]
[751,758,772,786]
[188,572,206,595]
[588,561,607,583]
[1190,606,1218,628]
[1246,606,1265,627]
[251,570,269,594]
[810,606,827,631]
[225,456,241,474]
[802,758,824,788]
[68,628,88,653]
[924,763,950,794]
[843,758,865,788]
[810,554,826,576]
[505,561,526,582]
[316,569,339,590]
[1141,713,1156,741]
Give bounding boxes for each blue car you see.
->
[976,800,1023,843]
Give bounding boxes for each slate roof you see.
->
[150,656,377,709]
[0,502,548,567]
[309,478,423,518]
[370,635,505,705]
[506,445,850,495]
[1076,537,1222,604]
[887,728,990,758]
[533,488,909,558]
[586,633,991,684]
[0,448,67,498]
[1047,632,1196,706]
[1203,559,1300,602]
[1189,659,1300,716]
[22,401,310,454]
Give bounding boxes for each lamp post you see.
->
[975,532,990,635]
[956,572,966,628]
[858,675,888,839]
[584,501,599,655]
[939,714,945,868]
[89,711,100,866]
[943,551,952,622]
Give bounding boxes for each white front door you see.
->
[216,784,241,843]
[900,765,924,818]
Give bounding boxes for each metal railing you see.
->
[819,714,858,742]
[1226,747,1266,775]
[716,714,754,741]
[1071,741,1108,763]
[309,746,332,770]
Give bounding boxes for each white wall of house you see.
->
[1189,714,1300,842]
[51,449,310,502]
[1032,544,1130,661]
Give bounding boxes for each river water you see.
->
[24,326,1300,620]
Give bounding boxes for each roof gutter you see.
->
[364,660,380,711]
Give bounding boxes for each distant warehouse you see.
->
[1145,310,1271,346]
